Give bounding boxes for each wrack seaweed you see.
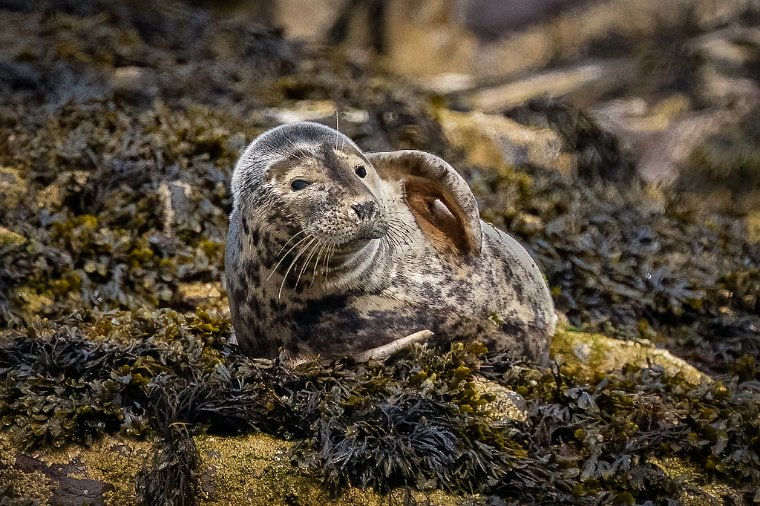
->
[1,310,758,504]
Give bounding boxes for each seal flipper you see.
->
[353,330,434,362]
[367,151,482,256]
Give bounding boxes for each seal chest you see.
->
[225,121,556,361]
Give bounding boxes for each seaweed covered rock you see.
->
[1,0,759,504]
[1,311,757,504]
[465,162,760,381]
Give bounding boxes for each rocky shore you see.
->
[1,1,758,504]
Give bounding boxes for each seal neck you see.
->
[324,238,389,292]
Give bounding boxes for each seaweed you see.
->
[1,317,759,503]
[1,0,759,503]
[467,161,760,380]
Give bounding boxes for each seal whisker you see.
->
[392,225,409,249]
[384,225,402,253]
[274,229,307,258]
[389,218,414,247]
[294,238,321,291]
[397,220,415,244]
[280,135,311,165]
[267,233,312,281]
[323,244,336,280]
[393,224,412,250]
[334,111,339,150]
[310,241,328,287]
[320,245,331,280]
[278,236,318,299]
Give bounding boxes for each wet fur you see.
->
[225,122,556,362]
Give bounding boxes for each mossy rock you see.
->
[551,327,707,385]
[0,432,479,506]
[0,226,25,249]
[0,167,27,212]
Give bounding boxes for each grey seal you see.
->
[225,121,556,361]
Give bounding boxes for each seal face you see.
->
[226,121,556,361]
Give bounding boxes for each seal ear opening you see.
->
[367,151,483,256]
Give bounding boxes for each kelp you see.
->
[1,311,759,503]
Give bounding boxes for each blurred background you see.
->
[263,0,760,207]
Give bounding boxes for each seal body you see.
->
[225,122,556,362]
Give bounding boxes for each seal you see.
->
[225,122,556,362]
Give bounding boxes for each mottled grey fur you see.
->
[226,122,556,361]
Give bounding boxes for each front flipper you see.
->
[353,329,434,362]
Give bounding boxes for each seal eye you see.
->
[290,179,311,191]
[355,165,367,178]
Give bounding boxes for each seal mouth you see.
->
[331,227,387,249]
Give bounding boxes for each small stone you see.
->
[472,377,528,423]
[110,66,159,101]
[511,212,544,236]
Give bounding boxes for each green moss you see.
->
[0,227,25,249]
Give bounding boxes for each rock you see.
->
[0,433,152,505]
[383,0,479,77]
[551,328,708,385]
[689,26,760,106]
[591,96,758,188]
[747,211,760,243]
[0,433,479,505]
[461,0,584,38]
[0,226,25,249]
[14,287,53,315]
[649,457,747,505]
[437,108,573,174]
[271,0,350,42]
[34,171,90,210]
[110,66,159,102]
[472,376,527,423]
[510,212,544,237]
[590,95,691,156]
[0,167,27,210]
[262,100,369,126]
[177,282,225,310]
[461,59,630,111]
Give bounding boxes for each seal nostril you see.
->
[352,201,375,220]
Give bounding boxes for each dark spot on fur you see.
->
[252,300,264,320]
[292,295,350,328]
[246,261,261,286]
[269,298,281,311]
[251,227,261,246]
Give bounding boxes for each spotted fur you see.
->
[225,122,556,361]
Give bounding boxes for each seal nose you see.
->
[351,201,375,220]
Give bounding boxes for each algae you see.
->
[0,0,758,504]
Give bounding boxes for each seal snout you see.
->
[351,201,376,220]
